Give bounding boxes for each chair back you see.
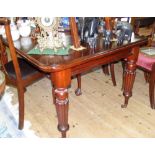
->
[0,18,22,83]
[133,18,155,35]
[133,18,155,47]
[149,22,155,46]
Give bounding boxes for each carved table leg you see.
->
[51,69,71,138]
[55,88,69,138]
[121,47,139,108]
[52,86,56,105]
[75,74,82,96]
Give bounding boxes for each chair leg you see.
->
[75,74,82,96]
[18,86,25,130]
[24,87,27,92]
[144,72,149,83]
[149,72,155,109]
[102,65,110,75]
[102,64,116,86]
[110,63,116,86]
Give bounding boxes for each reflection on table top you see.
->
[3,34,148,72]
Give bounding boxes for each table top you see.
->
[3,34,148,73]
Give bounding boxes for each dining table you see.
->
[2,33,148,137]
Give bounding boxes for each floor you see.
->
[9,62,155,138]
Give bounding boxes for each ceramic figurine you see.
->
[13,40,21,49]
[0,26,5,38]
[17,19,31,37]
[10,23,20,41]
[77,17,85,42]
[78,17,99,48]
[21,37,32,50]
[104,30,112,46]
[115,21,132,44]
[98,20,106,34]
[0,19,20,41]
[87,34,98,48]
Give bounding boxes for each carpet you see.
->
[0,87,38,138]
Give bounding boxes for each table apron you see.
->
[71,50,131,76]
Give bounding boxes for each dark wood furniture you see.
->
[120,18,155,108]
[133,17,155,36]
[0,18,45,130]
[1,18,148,137]
[109,17,155,86]
[137,51,155,109]
[135,18,155,109]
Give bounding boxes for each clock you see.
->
[35,17,60,32]
[34,17,64,51]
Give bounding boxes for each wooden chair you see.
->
[137,50,155,109]
[135,19,155,109]
[0,18,45,129]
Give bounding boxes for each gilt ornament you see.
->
[35,17,65,51]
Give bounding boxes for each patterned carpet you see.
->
[0,87,38,138]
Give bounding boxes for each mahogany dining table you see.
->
[3,34,148,137]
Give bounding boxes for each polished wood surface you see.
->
[69,17,81,48]
[3,35,147,72]
[2,18,148,137]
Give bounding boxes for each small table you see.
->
[0,70,5,97]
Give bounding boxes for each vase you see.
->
[18,20,31,37]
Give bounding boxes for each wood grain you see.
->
[9,62,155,137]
